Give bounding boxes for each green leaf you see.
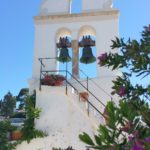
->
[79,132,95,146]
[94,135,101,146]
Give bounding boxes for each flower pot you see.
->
[11,130,22,140]
[79,92,89,102]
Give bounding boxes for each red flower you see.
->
[41,74,65,86]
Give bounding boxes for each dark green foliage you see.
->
[17,88,29,110]
[0,120,16,150]
[79,132,94,146]
[10,112,26,118]
[0,100,2,115]
[0,92,16,118]
[107,29,150,78]
[80,26,150,149]
[79,100,150,149]
[21,92,46,143]
[0,92,46,149]
[52,146,74,150]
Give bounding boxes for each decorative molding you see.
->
[34,9,119,24]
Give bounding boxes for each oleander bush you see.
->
[79,25,150,150]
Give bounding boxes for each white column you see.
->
[69,0,73,14]
[72,40,79,78]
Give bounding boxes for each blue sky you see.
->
[0,0,150,99]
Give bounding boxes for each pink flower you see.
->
[135,139,143,146]
[98,53,107,61]
[131,139,145,150]
[98,53,107,66]
[118,86,126,97]
[145,137,150,143]
[132,144,144,150]
[128,135,134,141]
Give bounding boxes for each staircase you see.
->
[16,58,117,149]
[38,58,116,127]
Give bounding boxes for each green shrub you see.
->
[21,92,46,143]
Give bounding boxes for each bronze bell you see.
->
[57,48,71,63]
[80,47,96,64]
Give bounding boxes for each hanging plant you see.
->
[79,91,89,102]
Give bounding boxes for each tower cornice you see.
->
[34,9,119,24]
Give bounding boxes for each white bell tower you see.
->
[26,1,120,149]
[29,0,119,93]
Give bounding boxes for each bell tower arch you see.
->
[29,0,119,94]
[56,27,72,73]
[78,25,97,77]
[78,25,96,38]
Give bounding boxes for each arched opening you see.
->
[78,26,97,78]
[78,25,96,38]
[56,28,72,77]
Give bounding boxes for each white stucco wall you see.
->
[82,0,113,12]
[39,0,70,15]
[20,79,118,149]
[17,86,98,149]
[29,10,119,133]
[32,10,119,80]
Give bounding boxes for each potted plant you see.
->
[41,74,66,86]
[11,127,22,141]
[79,91,89,102]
